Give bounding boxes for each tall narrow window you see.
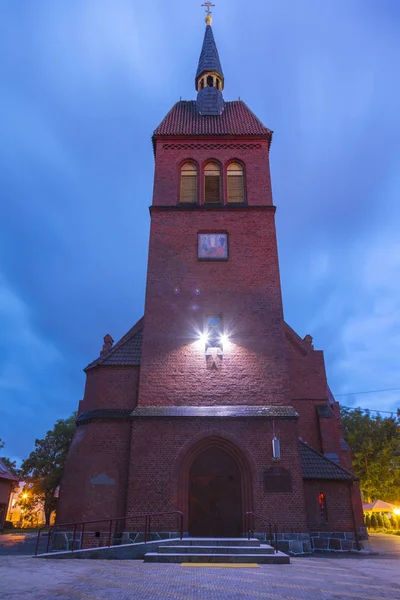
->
[204,162,220,203]
[180,163,197,203]
[318,493,328,523]
[227,162,244,203]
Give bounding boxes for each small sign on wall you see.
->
[198,233,228,260]
[263,467,292,492]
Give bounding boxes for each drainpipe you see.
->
[348,482,361,551]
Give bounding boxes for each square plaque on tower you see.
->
[198,233,228,260]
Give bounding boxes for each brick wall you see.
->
[57,419,131,524]
[138,207,290,406]
[152,138,272,207]
[79,366,140,414]
[126,417,308,532]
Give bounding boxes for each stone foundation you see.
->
[310,529,367,552]
[48,529,367,555]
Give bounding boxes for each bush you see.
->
[376,513,384,528]
[382,514,391,530]
[370,513,378,529]
[365,513,371,529]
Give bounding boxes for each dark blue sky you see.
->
[1,0,399,463]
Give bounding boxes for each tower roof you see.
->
[153,100,272,141]
[196,24,224,83]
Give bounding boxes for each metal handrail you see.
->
[244,511,279,553]
[35,511,184,556]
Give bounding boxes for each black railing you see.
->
[244,511,279,553]
[35,511,184,556]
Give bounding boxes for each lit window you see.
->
[204,162,220,203]
[180,163,197,203]
[318,493,328,523]
[227,162,244,203]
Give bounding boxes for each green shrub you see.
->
[370,513,378,529]
[382,514,391,530]
[365,513,371,529]
[376,513,384,528]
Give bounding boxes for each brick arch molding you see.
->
[173,434,255,532]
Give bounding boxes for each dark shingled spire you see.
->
[195,24,224,87]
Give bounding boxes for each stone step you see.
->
[162,538,261,547]
[158,545,275,555]
[144,552,290,564]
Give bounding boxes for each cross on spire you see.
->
[201,2,215,17]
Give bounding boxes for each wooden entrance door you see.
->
[188,447,242,537]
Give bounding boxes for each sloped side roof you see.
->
[153,100,272,139]
[300,441,356,481]
[196,24,224,80]
[85,318,143,371]
[0,459,19,482]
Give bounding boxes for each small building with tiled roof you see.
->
[0,460,19,529]
[58,10,365,553]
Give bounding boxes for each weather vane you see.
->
[201,2,215,17]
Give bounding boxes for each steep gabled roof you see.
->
[196,24,224,81]
[153,100,272,140]
[85,318,143,371]
[300,441,357,481]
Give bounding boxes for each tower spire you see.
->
[196,3,224,115]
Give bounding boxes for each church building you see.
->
[58,11,365,554]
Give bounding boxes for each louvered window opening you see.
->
[227,163,244,203]
[180,163,198,203]
[204,163,220,203]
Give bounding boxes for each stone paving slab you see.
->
[1,555,400,599]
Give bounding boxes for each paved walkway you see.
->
[1,533,400,599]
[364,533,400,557]
[0,553,399,600]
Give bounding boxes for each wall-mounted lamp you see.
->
[272,437,281,460]
[203,315,225,355]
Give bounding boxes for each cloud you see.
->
[0,272,62,411]
[328,233,400,413]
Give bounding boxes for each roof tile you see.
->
[153,100,272,139]
[300,441,356,481]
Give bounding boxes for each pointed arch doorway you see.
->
[189,446,243,536]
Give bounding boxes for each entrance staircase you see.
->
[144,538,290,564]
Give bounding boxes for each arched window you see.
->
[204,162,220,203]
[207,75,214,87]
[227,162,244,203]
[318,493,328,523]
[180,163,197,203]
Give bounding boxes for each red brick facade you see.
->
[57,22,365,549]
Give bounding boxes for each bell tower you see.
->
[137,10,290,407]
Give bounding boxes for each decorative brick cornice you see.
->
[130,405,298,419]
[76,408,133,425]
[149,205,276,213]
[163,143,262,151]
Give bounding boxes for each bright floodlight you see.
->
[199,332,209,344]
[220,333,229,345]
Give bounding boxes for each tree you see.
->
[341,408,400,503]
[370,513,377,529]
[19,413,76,525]
[365,513,371,529]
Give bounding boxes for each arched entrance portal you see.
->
[189,447,242,537]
